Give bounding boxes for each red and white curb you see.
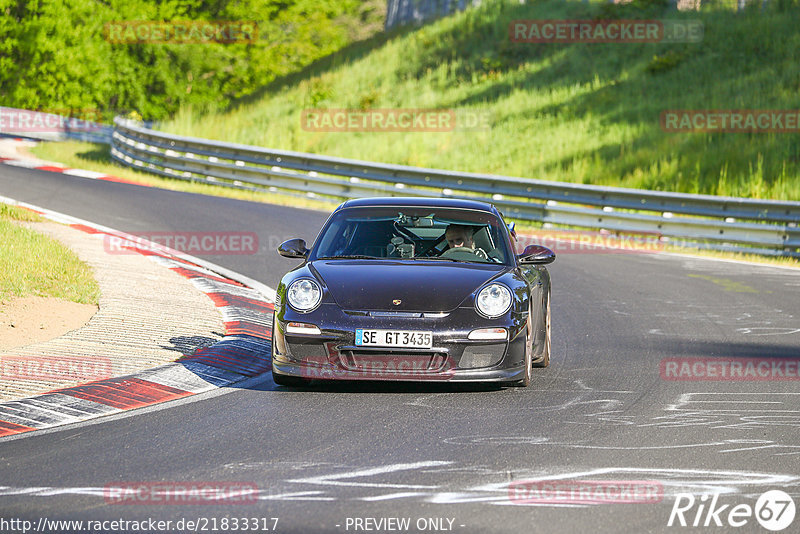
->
[0,197,276,439]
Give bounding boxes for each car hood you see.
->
[310,260,509,312]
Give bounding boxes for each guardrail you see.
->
[111,117,800,258]
[0,107,112,144]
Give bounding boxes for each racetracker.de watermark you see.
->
[515,230,665,254]
[300,109,491,132]
[509,19,703,43]
[508,479,663,504]
[660,357,800,381]
[104,21,258,44]
[103,232,258,255]
[0,108,104,134]
[297,346,457,381]
[661,110,800,133]
[0,356,112,382]
[104,482,258,505]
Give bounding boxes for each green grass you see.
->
[154,0,800,200]
[659,245,800,268]
[0,204,101,304]
[0,204,43,223]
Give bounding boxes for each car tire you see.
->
[509,315,533,387]
[532,294,551,368]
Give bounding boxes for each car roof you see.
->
[339,196,497,213]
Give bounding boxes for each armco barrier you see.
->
[104,117,795,258]
[0,107,112,144]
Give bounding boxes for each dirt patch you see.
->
[0,296,97,351]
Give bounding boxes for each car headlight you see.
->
[476,283,512,318]
[287,278,322,312]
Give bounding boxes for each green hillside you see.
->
[159,0,800,200]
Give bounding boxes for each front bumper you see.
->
[272,359,526,383]
[272,304,528,383]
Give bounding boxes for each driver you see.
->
[444,224,488,259]
[445,224,476,250]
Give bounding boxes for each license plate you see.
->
[355,329,433,348]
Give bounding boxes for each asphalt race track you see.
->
[1,164,799,533]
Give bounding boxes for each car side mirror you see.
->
[278,238,309,259]
[517,244,555,265]
[507,222,516,239]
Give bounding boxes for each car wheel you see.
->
[532,294,551,368]
[510,315,533,387]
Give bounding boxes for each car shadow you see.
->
[268,380,507,394]
[162,334,523,394]
[641,339,800,360]
[160,334,225,356]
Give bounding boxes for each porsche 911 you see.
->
[271,197,555,387]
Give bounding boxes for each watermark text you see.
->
[301,109,490,132]
[103,232,258,255]
[661,357,800,381]
[104,482,258,505]
[662,110,800,133]
[104,21,258,44]
[510,20,702,43]
[0,356,112,382]
[509,479,663,504]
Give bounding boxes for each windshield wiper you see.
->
[317,255,381,260]
[317,255,479,262]
[408,257,461,262]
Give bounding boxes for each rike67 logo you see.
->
[668,490,795,531]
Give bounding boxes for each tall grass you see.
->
[160,0,800,200]
[0,205,100,304]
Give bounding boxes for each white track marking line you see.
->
[288,461,452,489]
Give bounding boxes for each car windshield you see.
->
[310,206,513,265]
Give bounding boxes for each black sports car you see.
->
[271,197,555,387]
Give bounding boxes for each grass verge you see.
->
[0,204,101,304]
[160,0,800,201]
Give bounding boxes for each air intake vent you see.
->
[459,344,505,369]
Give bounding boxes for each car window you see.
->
[311,206,512,265]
